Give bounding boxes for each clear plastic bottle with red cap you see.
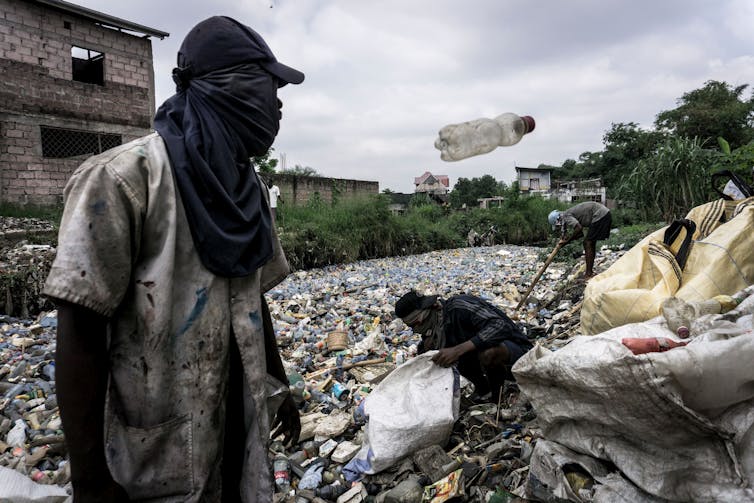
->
[434,113,535,161]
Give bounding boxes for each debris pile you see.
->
[0,244,57,319]
[0,217,58,318]
[0,214,630,501]
[261,244,624,502]
[0,310,68,488]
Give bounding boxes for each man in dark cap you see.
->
[395,291,533,403]
[44,16,303,502]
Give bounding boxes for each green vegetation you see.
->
[0,203,62,225]
[2,80,752,273]
[250,147,279,174]
[552,79,754,222]
[277,194,651,270]
[278,194,459,270]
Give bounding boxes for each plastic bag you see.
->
[582,201,754,334]
[343,352,460,480]
[0,466,69,503]
[514,286,754,501]
[6,419,27,447]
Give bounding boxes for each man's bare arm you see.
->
[56,300,128,502]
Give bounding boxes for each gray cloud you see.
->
[75,0,752,192]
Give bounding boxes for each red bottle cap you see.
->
[521,115,535,134]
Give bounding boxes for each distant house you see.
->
[515,166,552,196]
[477,196,506,209]
[414,171,449,195]
[386,192,412,215]
[515,166,608,205]
[0,0,168,205]
[551,177,607,205]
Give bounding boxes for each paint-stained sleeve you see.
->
[43,154,144,317]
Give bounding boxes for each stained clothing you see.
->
[440,295,532,353]
[418,294,533,392]
[43,133,289,502]
[559,201,610,233]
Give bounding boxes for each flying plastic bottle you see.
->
[434,113,535,161]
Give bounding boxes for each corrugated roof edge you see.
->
[29,0,169,39]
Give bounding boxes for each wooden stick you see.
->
[495,387,504,427]
[516,244,562,310]
[303,357,387,379]
[341,357,387,371]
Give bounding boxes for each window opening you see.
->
[40,126,121,158]
[71,46,104,85]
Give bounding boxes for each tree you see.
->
[655,80,754,149]
[617,136,715,222]
[449,175,506,208]
[711,137,754,192]
[554,123,668,197]
[250,148,278,174]
[599,122,667,191]
[281,164,320,177]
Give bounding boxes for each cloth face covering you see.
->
[409,307,445,351]
[154,49,280,278]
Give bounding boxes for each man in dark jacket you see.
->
[395,291,532,402]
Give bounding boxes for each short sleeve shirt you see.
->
[44,133,289,501]
[560,201,609,231]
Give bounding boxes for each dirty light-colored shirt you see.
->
[560,201,610,231]
[44,133,289,502]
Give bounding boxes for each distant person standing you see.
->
[548,201,612,279]
[269,182,282,222]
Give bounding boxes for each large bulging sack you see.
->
[582,199,754,334]
[514,286,754,502]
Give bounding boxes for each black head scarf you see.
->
[153,16,304,277]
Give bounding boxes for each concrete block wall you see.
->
[266,173,379,206]
[0,0,155,126]
[0,113,147,205]
[0,0,158,205]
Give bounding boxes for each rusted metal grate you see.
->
[40,126,121,158]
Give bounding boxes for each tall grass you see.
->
[277,194,600,270]
[617,137,716,222]
[0,203,63,225]
[1,194,652,272]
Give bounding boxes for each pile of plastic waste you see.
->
[260,245,624,502]
[0,216,631,501]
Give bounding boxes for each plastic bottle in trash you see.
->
[434,113,535,161]
[6,419,27,447]
[621,337,687,355]
[308,388,330,404]
[290,380,306,407]
[273,453,291,493]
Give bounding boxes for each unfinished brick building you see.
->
[0,0,167,205]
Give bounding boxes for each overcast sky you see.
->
[75,0,754,193]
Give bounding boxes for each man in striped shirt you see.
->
[395,291,533,402]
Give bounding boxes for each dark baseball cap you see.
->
[395,291,439,318]
[177,16,304,87]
